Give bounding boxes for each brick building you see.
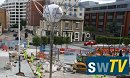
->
[39,15,84,42]
[26,0,45,27]
[84,0,130,37]
[0,8,9,33]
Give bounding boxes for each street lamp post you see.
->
[16,0,25,76]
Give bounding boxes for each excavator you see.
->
[73,53,92,73]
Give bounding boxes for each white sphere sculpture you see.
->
[43,4,63,22]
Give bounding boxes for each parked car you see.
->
[84,40,96,46]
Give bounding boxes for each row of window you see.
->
[65,22,80,30]
[2,2,27,6]
[69,12,82,16]
[86,4,128,11]
[10,12,25,14]
[10,15,25,17]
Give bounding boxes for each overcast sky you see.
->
[0,0,116,5]
[81,0,116,4]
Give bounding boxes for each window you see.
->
[65,22,69,30]
[69,12,72,15]
[92,7,99,10]
[16,12,18,14]
[69,8,72,11]
[100,6,107,10]
[117,4,128,8]
[75,33,79,38]
[92,13,96,16]
[79,13,82,16]
[75,23,79,29]
[64,5,67,9]
[107,12,113,16]
[108,5,116,9]
[74,8,77,11]
[85,8,91,11]
[116,12,125,15]
[74,13,77,17]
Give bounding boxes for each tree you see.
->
[40,36,48,52]
[123,38,130,48]
[64,37,71,48]
[85,26,96,40]
[32,36,41,58]
[20,19,27,27]
[11,23,23,31]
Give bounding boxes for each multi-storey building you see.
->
[50,0,84,19]
[26,0,45,27]
[84,0,130,37]
[39,15,84,42]
[0,8,9,33]
[1,0,28,26]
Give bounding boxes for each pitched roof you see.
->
[61,15,83,21]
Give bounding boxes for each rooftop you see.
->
[61,15,83,21]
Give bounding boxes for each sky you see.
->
[81,0,116,4]
[0,0,116,5]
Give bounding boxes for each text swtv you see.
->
[86,56,129,75]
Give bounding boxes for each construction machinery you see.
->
[73,54,88,73]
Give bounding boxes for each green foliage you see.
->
[95,36,102,44]
[41,36,48,45]
[96,36,124,45]
[11,23,18,28]
[11,23,22,30]
[84,26,96,32]
[32,36,71,46]
[20,19,27,27]
[64,37,71,44]
[32,36,41,46]
[123,38,130,46]
[110,37,120,44]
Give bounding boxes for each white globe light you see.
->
[43,4,63,22]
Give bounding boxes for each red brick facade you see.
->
[84,11,130,36]
[26,0,45,26]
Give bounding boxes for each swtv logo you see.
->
[86,56,129,75]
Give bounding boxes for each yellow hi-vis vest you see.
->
[23,50,27,59]
[27,40,30,48]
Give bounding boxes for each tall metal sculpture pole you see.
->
[49,22,55,78]
[43,4,63,78]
